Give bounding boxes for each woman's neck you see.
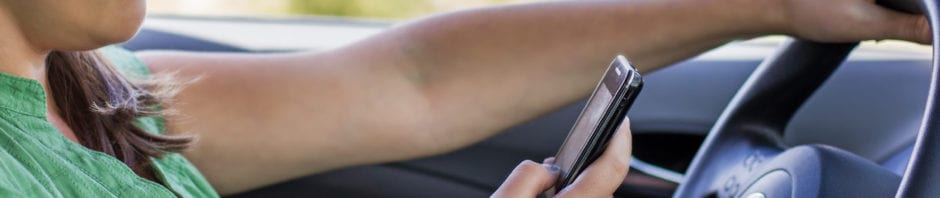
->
[0,9,76,142]
[0,8,50,81]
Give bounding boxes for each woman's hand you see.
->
[777,0,931,43]
[492,120,633,198]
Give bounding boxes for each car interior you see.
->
[123,0,938,197]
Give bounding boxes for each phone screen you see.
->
[554,83,615,175]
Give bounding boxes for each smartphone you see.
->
[548,55,643,194]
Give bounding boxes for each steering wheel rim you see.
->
[672,0,939,197]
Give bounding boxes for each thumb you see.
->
[492,160,561,198]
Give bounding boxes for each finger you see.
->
[894,15,932,44]
[492,160,561,198]
[544,157,556,164]
[866,5,932,44]
[557,118,632,198]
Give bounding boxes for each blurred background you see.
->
[142,0,929,62]
[148,0,539,19]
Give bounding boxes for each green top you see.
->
[0,46,219,197]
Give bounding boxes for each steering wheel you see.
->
[672,0,939,197]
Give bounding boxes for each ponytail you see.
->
[46,50,192,176]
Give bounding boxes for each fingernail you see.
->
[543,164,561,174]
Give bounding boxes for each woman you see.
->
[0,0,928,197]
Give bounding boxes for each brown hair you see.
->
[46,50,192,178]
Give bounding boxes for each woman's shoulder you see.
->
[97,46,219,197]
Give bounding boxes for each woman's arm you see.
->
[137,0,927,194]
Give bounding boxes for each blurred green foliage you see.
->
[287,0,522,18]
[289,0,433,18]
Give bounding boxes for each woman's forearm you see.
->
[389,0,780,152]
